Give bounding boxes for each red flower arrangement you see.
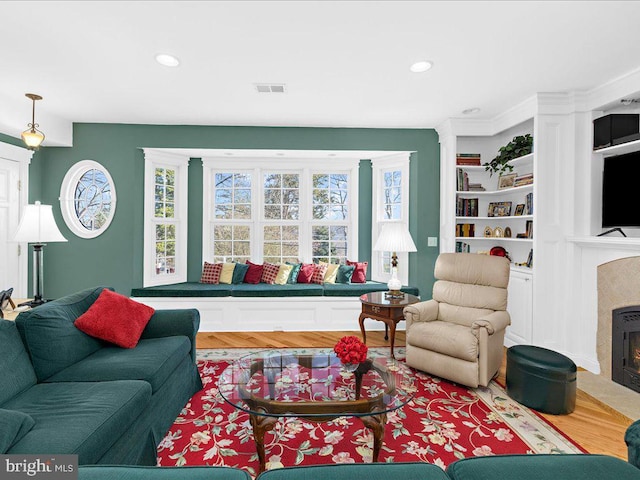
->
[333,335,368,365]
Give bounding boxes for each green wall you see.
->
[34,124,440,299]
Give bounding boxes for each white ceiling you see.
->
[3,0,640,144]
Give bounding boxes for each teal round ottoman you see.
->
[506,345,577,414]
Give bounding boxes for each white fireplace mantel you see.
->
[569,236,640,250]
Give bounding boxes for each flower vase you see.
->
[342,363,359,373]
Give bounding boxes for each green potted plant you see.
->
[484,134,533,176]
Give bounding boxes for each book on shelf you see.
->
[514,173,534,187]
[455,241,471,253]
[456,168,470,191]
[525,192,533,215]
[456,223,475,237]
[456,197,478,217]
[456,153,481,166]
[468,183,486,191]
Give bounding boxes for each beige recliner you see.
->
[404,253,511,388]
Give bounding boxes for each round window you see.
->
[60,160,116,238]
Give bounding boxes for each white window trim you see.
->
[371,153,412,284]
[143,149,189,287]
[202,157,359,264]
[59,160,117,239]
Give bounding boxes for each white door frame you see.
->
[0,141,32,297]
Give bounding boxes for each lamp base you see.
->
[385,290,405,299]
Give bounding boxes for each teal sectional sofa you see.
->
[130,280,419,298]
[0,286,202,465]
[77,455,640,480]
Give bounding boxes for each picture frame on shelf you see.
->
[484,226,493,237]
[498,173,517,190]
[488,201,512,217]
[504,227,512,238]
[514,204,525,216]
[493,227,504,237]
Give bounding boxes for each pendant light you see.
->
[21,93,45,150]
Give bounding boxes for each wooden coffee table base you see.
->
[250,410,387,472]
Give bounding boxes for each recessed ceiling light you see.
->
[462,107,481,115]
[410,61,433,73]
[155,54,180,67]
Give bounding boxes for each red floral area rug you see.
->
[157,349,584,478]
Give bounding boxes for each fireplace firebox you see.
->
[612,306,640,392]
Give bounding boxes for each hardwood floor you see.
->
[196,330,632,460]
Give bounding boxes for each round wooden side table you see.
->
[358,291,420,358]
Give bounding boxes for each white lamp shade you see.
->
[373,222,417,252]
[13,201,67,243]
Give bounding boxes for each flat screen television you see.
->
[602,151,640,228]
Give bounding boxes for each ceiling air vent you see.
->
[255,83,286,93]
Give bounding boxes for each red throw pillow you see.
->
[244,261,264,284]
[297,263,315,283]
[311,263,329,285]
[261,262,280,284]
[347,260,368,283]
[74,289,155,349]
[200,262,223,284]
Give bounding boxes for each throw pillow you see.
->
[347,260,368,283]
[244,261,264,284]
[200,262,223,284]
[274,264,293,285]
[297,263,315,283]
[286,262,302,284]
[322,262,339,284]
[219,263,235,284]
[232,262,249,284]
[0,409,35,452]
[311,263,329,285]
[336,264,355,283]
[261,262,281,284]
[74,289,155,349]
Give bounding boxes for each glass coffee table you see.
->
[217,349,416,472]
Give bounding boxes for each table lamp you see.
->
[13,201,67,307]
[373,222,417,298]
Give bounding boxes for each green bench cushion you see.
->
[79,465,251,480]
[231,283,324,297]
[257,462,449,480]
[45,336,191,393]
[323,282,419,296]
[131,283,233,297]
[4,380,152,465]
[446,454,640,480]
[131,281,419,298]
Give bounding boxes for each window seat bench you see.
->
[131,282,419,332]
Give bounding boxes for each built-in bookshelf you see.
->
[454,150,534,268]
